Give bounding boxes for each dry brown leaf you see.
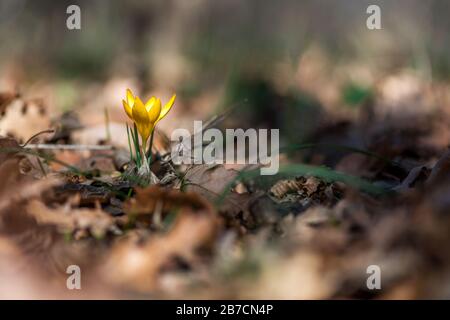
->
[0,91,20,117]
[0,97,50,144]
[179,164,254,219]
[106,186,219,292]
[0,140,60,213]
[0,136,21,163]
[183,164,239,198]
[125,185,212,216]
[269,176,339,206]
[26,200,117,238]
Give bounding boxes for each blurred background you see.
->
[1,0,450,299]
[0,0,449,147]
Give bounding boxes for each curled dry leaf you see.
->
[182,164,239,198]
[0,138,60,213]
[26,200,117,238]
[181,164,255,219]
[106,186,219,292]
[0,170,59,213]
[125,185,215,216]
[0,136,22,163]
[0,97,50,144]
[269,176,341,207]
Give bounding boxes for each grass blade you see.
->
[217,163,390,206]
[126,123,135,164]
[131,123,141,167]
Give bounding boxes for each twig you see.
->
[36,157,47,177]
[24,144,114,151]
[20,129,55,147]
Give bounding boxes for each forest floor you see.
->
[1,67,450,299]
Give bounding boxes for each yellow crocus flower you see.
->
[122,88,176,174]
[122,88,176,146]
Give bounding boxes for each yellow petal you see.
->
[157,94,176,122]
[147,98,162,123]
[122,100,133,120]
[145,97,156,112]
[132,96,151,142]
[126,89,135,108]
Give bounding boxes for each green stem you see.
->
[141,138,150,172]
[132,123,141,167]
[147,129,155,166]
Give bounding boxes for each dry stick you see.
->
[36,157,47,177]
[162,100,243,161]
[1,147,131,199]
[24,144,114,151]
[20,129,55,178]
